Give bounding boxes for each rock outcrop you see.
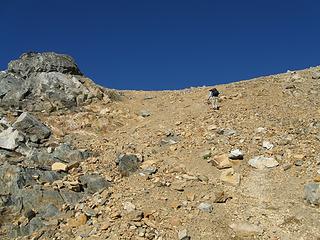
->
[0,52,107,112]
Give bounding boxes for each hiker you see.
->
[208,87,220,110]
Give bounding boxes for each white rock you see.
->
[256,127,266,133]
[198,202,213,213]
[0,127,23,150]
[178,229,190,240]
[248,156,279,170]
[229,149,244,160]
[123,202,136,212]
[262,141,274,150]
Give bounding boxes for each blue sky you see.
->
[1,0,319,90]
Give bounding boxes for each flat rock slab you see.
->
[212,154,232,169]
[220,168,241,186]
[230,222,263,237]
[248,156,279,170]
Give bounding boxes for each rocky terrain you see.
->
[0,52,319,240]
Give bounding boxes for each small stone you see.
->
[186,192,195,201]
[304,182,320,205]
[229,149,244,160]
[198,202,213,213]
[51,162,68,172]
[100,222,111,231]
[144,95,154,100]
[141,166,157,175]
[123,202,136,212]
[207,125,217,131]
[256,127,266,133]
[202,150,212,160]
[294,160,304,166]
[248,156,279,170]
[178,229,190,240]
[214,191,232,203]
[127,210,143,221]
[220,168,241,186]
[262,141,274,150]
[314,175,320,182]
[68,214,87,227]
[282,163,292,171]
[47,146,53,153]
[217,128,237,136]
[83,208,97,217]
[24,209,36,220]
[140,110,150,117]
[212,154,232,169]
[175,121,182,126]
[229,222,263,237]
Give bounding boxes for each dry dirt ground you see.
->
[28,67,320,239]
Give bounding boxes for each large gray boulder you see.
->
[8,52,82,77]
[0,52,107,111]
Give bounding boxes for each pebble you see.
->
[294,160,304,166]
[178,229,190,240]
[282,163,292,171]
[141,166,158,175]
[229,149,244,160]
[140,110,151,117]
[262,141,274,150]
[198,202,213,213]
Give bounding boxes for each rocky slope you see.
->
[0,53,320,240]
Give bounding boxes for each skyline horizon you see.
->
[1,50,319,91]
[1,0,320,90]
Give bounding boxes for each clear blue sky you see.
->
[1,0,319,90]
